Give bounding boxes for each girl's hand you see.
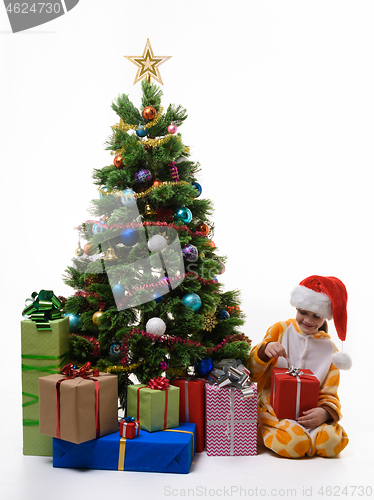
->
[264,342,287,359]
[297,407,329,428]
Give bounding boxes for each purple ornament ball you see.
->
[182,244,198,262]
[135,169,152,183]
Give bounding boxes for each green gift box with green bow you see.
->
[21,290,70,456]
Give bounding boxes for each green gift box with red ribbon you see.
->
[127,378,179,433]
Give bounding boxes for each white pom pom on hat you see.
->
[290,275,351,370]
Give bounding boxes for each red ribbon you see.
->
[56,362,100,439]
[147,376,170,390]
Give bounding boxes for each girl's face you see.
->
[296,309,325,335]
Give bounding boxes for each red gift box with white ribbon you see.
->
[119,418,140,439]
[271,367,320,421]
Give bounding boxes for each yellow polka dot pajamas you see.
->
[248,319,349,458]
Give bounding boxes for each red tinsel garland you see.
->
[85,220,207,238]
[118,328,251,366]
[74,273,217,311]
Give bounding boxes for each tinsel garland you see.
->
[104,360,144,373]
[103,330,251,375]
[111,134,189,155]
[98,180,189,199]
[73,273,218,312]
[165,367,189,377]
[120,328,248,355]
[206,333,252,354]
[86,220,207,239]
[111,108,164,133]
[115,273,218,310]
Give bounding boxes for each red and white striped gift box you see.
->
[205,383,257,456]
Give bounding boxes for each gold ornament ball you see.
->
[113,155,124,169]
[196,222,209,236]
[92,310,104,325]
[101,214,109,222]
[153,179,163,188]
[142,106,157,120]
[75,246,84,256]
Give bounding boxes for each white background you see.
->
[0,1,373,499]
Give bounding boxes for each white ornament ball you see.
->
[146,317,167,336]
[148,235,168,253]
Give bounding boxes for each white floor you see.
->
[1,387,371,500]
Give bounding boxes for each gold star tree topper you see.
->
[125,39,172,85]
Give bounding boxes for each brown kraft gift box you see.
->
[39,371,118,444]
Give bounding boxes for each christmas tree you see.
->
[63,40,250,408]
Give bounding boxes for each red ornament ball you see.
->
[142,106,157,120]
[228,305,240,317]
[113,155,124,169]
[153,179,163,188]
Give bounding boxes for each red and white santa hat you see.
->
[290,275,352,370]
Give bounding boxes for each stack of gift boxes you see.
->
[20,295,257,473]
[21,291,320,473]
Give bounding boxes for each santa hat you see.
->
[290,275,352,370]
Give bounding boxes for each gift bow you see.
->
[147,376,170,390]
[123,416,136,423]
[61,362,99,379]
[208,359,255,399]
[22,290,62,331]
[286,366,304,377]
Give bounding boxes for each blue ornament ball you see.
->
[92,223,105,235]
[192,182,202,197]
[136,127,148,138]
[112,284,125,299]
[182,244,198,262]
[121,189,137,207]
[154,292,164,304]
[99,186,109,198]
[195,357,214,377]
[221,310,230,320]
[65,313,82,333]
[182,292,202,311]
[120,228,140,246]
[173,207,192,224]
[135,169,152,184]
[109,342,123,357]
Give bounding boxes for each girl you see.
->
[248,275,350,458]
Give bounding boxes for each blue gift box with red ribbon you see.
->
[53,423,196,474]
